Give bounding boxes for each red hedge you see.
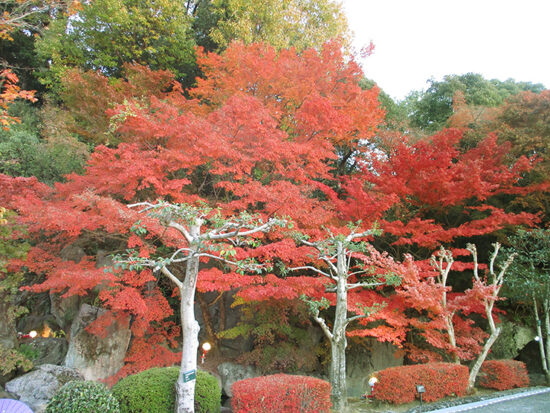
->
[231,374,331,413]
[478,360,529,390]
[373,362,469,404]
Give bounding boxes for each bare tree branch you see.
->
[290,265,335,280]
[346,281,385,290]
[161,266,183,290]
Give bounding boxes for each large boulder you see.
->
[50,293,81,333]
[345,338,404,397]
[217,362,259,397]
[64,304,131,381]
[5,364,84,413]
[27,337,68,367]
[491,320,535,360]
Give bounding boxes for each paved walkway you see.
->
[428,387,550,412]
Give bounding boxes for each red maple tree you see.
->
[0,41,386,387]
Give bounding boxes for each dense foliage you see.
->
[0,1,549,410]
[478,360,529,390]
[111,367,220,413]
[232,374,331,413]
[373,363,469,404]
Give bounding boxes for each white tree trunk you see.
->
[330,249,348,412]
[533,296,549,381]
[543,297,550,383]
[467,327,501,391]
[175,252,200,413]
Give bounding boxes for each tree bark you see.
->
[175,251,200,413]
[543,297,550,384]
[196,292,220,351]
[329,337,347,412]
[329,244,348,412]
[532,296,549,382]
[467,327,501,392]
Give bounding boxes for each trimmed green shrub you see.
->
[112,367,221,413]
[45,380,120,413]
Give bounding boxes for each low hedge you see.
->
[46,380,120,413]
[111,367,220,413]
[373,362,469,404]
[478,360,529,390]
[232,374,331,413]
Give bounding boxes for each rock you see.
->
[50,293,81,333]
[27,338,68,367]
[59,244,85,262]
[95,250,113,268]
[0,385,19,399]
[217,362,259,397]
[5,364,84,413]
[64,304,131,381]
[491,321,535,360]
[346,338,404,397]
[0,302,17,350]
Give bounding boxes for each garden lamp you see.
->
[416,384,426,408]
[201,342,211,364]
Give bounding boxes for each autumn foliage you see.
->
[1,69,36,129]
[478,360,529,390]
[323,128,539,249]
[0,41,386,377]
[231,374,331,413]
[373,363,469,404]
[0,35,548,388]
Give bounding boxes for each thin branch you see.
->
[320,255,339,274]
[127,201,156,213]
[160,266,183,289]
[168,221,193,244]
[203,220,275,240]
[346,229,375,243]
[489,242,500,277]
[347,269,371,277]
[289,265,335,280]
[345,313,369,327]
[347,281,385,290]
[312,308,333,341]
[467,243,479,281]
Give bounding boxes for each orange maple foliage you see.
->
[0,41,385,378]
[0,69,36,129]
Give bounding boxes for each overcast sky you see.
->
[341,0,550,100]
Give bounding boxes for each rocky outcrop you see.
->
[491,321,535,360]
[28,337,68,367]
[346,338,404,397]
[218,362,259,397]
[5,364,84,413]
[64,304,131,381]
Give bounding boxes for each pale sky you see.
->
[341,0,550,100]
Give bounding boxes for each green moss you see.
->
[112,367,220,413]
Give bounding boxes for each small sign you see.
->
[183,369,196,382]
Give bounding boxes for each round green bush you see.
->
[45,380,120,413]
[112,367,221,413]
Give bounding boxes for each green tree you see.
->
[203,0,350,52]
[37,0,198,90]
[404,73,544,133]
[0,102,87,184]
[0,208,29,349]
[504,229,550,383]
